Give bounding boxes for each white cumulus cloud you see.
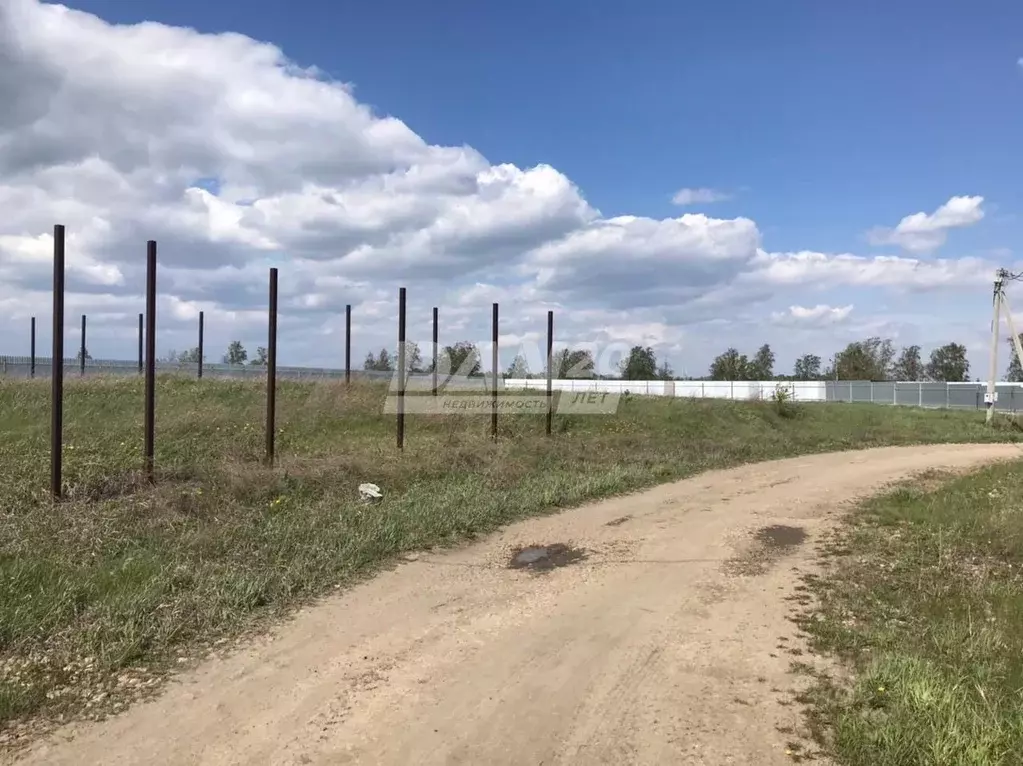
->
[771,304,853,326]
[866,195,985,254]
[671,187,731,206]
[747,249,993,290]
[0,0,1005,375]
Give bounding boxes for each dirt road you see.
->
[12,444,1020,766]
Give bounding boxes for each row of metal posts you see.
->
[47,226,278,498]
[42,224,556,498]
[392,289,555,449]
[28,301,546,399]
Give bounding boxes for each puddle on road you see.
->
[755,525,807,551]
[508,543,587,573]
[724,525,808,576]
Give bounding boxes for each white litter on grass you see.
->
[358,483,383,503]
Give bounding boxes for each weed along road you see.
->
[10,444,1020,766]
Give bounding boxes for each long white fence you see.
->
[506,378,1023,412]
[506,378,827,400]
[4,354,1022,412]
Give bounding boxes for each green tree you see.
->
[549,348,595,378]
[831,337,895,380]
[223,340,247,365]
[619,346,658,380]
[250,346,269,366]
[709,348,749,380]
[362,344,422,373]
[74,347,92,364]
[363,348,394,372]
[747,343,775,380]
[925,342,969,382]
[792,353,822,381]
[439,341,482,377]
[505,354,530,379]
[405,342,424,373]
[890,344,924,381]
[180,347,203,364]
[656,359,674,380]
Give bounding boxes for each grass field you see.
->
[1,375,1020,742]
[797,460,1023,765]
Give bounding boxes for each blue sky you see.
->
[1,0,1021,375]
[65,0,1023,253]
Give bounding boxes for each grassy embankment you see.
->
[0,375,1018,743]
[797,457,1023,765]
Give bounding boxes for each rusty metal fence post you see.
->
[265,268,278,465]
[197,311,205,379]
[397,288,406,450]
[491,302,498,439]
[144,241,157,482]
[345,304,351,386]
[432,306,438,397]
[30,317,36,379]
[80,314,86,376]
[50,225,66,499]
[546,310,553,436]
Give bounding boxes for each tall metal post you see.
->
[397,288,406,449]
[491,303,499,438]
[546,310,553,436]
[345,304,351,386]
[144,241,157,481]
[432,306,438,397]
[30,317,36,379]
[50,225,66,499]
[80,314,86,376]
[197,311,204,379]
[266,268,278,465]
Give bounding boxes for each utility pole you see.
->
[1000,288,1023,398]
[986,269,1023,424]
[986,271,1003,424]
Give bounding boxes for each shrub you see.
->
[771,384,800,418]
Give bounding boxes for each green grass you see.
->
[796,461,1023,765]
[0,375,1019,741]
